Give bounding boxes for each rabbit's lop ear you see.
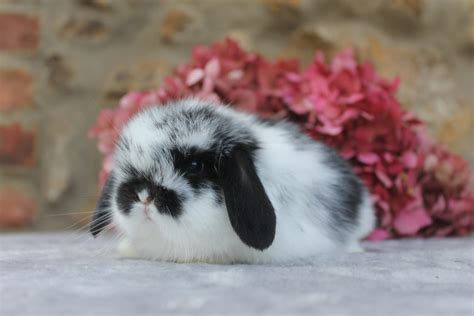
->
[218,146,276,250]
[90,173,114,237]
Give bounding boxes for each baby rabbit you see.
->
[90,99,375,263]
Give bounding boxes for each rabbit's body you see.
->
[91,99,375,263]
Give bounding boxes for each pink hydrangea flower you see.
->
[89,39,474,240]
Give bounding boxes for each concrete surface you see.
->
[0,233,473,316]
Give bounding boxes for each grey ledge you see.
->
[1,233,473,316]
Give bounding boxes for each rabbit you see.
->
[90,99,375,264]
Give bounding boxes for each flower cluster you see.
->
[89,39,474,240]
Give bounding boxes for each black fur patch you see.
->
[90,174,115,236]
[116,178,142,215]
[153,187,182,218]
[218,144,276,251]
[117,176,183,218]
[170,146,221,192]
[320,147,363,239]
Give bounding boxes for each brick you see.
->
[0,14,39,51]
[0,69,33,112]
[0,186,37,227]
[0,123,36,167]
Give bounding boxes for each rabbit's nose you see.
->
[137,189,153,205]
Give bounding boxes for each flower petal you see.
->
[316,124,343,136]
[367,229,390,241]
[357,152,379,165]
[375,169,393,188]
[393,206,432,235]
[186,68,205,86]
[401,151,418,169]
[204,58,220,78]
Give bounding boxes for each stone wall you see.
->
[0,0,473,230]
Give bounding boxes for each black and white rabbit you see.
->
[90,99,375,263]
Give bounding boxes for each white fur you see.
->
[107,99,376,264]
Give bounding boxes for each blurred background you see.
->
[0,0,473,231]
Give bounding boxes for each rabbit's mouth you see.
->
[143,207,153,221]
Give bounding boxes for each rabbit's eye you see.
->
[187,160,204,175]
